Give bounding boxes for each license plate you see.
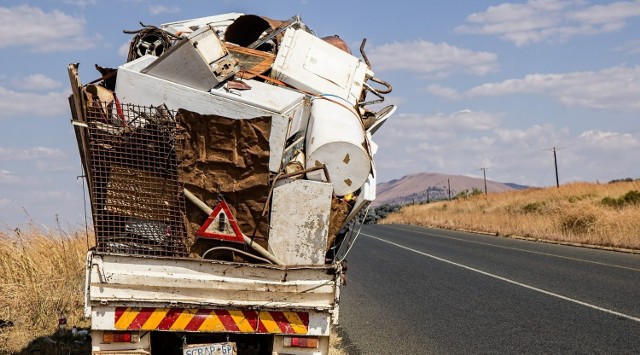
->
[183,342,236,355]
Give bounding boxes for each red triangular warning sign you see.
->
[196,200,245,243]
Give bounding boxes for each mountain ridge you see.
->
[373,172,526,206]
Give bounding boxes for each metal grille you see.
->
[85,102,187,256]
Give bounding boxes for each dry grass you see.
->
[381,181,640,250]
[0,224,90,353]
[329,329,348,355]
[0,224,350,354]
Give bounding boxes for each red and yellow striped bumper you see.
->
[114,307,309,334]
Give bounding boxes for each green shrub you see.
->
[601,190,640,209]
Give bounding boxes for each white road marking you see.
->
[363,232,640,323]
[385,225,640,273]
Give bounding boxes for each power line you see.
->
[479,167,489,195]
[536,158,553,187]
[542,146,566,188]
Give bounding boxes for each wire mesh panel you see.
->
[85,102,187,256]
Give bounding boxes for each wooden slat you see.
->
[225,43,275,79]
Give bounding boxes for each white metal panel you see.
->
[122,56,305,113]
[115,56,307,172]
[268,180,333,265]
[89,254,338,310]
[142,26,237,91]
[271,28,369,104]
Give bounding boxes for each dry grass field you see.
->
[381,180,640,251]
[0,224,348,354]
[0,224,90,353]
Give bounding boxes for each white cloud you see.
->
[149,5,180,16]
[367,40,498,77]
[0,5,99,52]
[35,160,77,173]
[466,66,640,111]
[576,129,639,150]
[118,42,130,58]
[385,110,503,137]
[63,0,97,7]
[373,111,569,185]
[456,0,640,46]
[0,169,20,185]
[561,130,640,181]
[0,86,69,119]
[374,104,639,186]
[450,109,504,131]
[0,197,10,207]
[568,1,640,25]
[0,147,66,161]
[12,74,61,91]
[615,40,640,54]
[424,84,462,100]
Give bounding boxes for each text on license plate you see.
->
[183,342,236,355]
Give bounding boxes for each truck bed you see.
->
[86,252,341,335]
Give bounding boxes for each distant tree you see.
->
[609,178,635,184]
[454,188,483,200]
[362,203,402,224]
[454,190,470,199]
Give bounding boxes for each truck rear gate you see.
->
[86,252,337,354]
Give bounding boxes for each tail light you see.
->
[282,336,319,349]
[102,331,140,343]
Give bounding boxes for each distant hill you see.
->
[374,172,521,206]
[504,182,530,190]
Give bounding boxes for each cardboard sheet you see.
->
[176,109,272,248]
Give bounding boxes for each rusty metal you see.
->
[359,38,371,68]
[272,165,331,184]
[367,76,393,94]
[124,24,176,62]
[84,102,187,256]
[322,35,351,54]
[248,15,302,51]
[359,38,392,95]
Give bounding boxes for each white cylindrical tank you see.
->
[305,97,371,196]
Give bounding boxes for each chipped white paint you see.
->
[268,179,333,265]
[305,99,371,196]
[88,253,339,310]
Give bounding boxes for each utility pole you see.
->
[543,147,566,188]
[479,168,489,195]
[447,178,451,201]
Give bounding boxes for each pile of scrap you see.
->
[68,13,394,265]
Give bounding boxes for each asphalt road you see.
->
[337,224,640,354]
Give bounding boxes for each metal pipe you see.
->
[272,165,331,184]
[183,188,285,265]
[202,247,273,264]
[359,38,371,68]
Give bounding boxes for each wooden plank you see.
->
[67,64,96,212]
[225,43,275,79]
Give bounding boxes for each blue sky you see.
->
[1,0,639,228]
